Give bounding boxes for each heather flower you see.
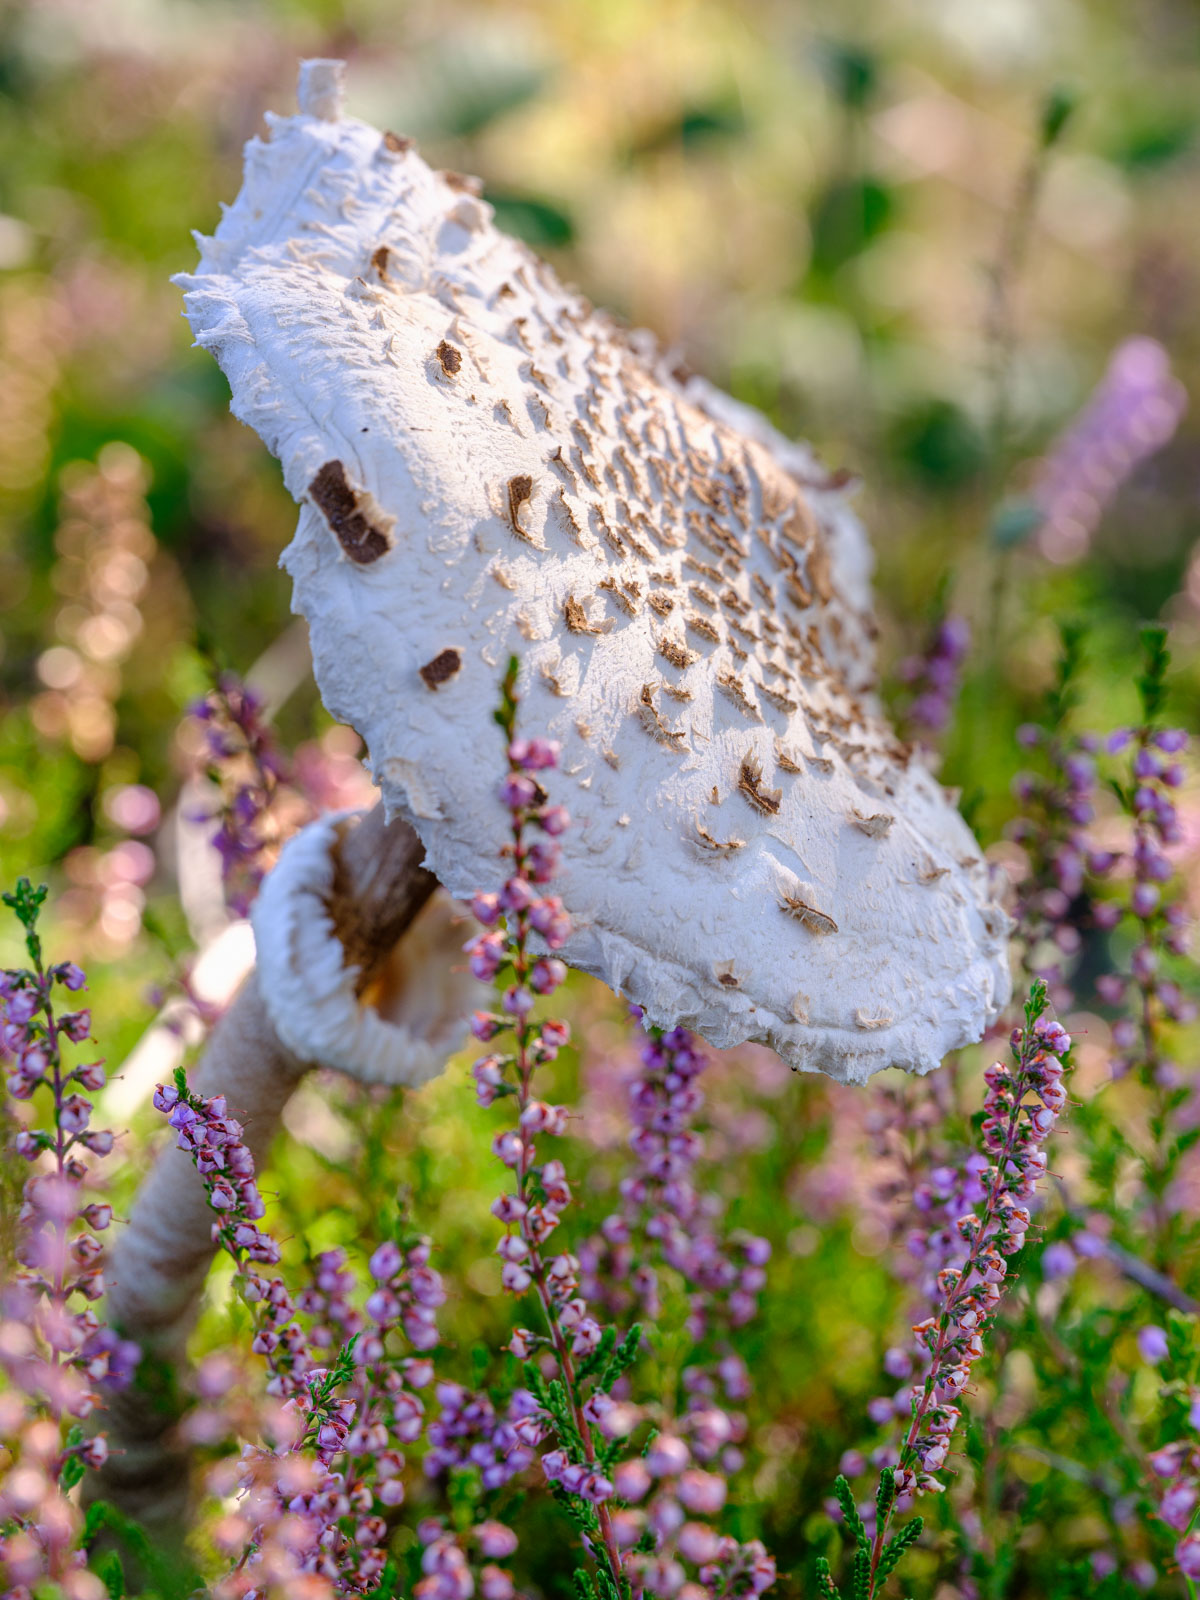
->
[1032,336,1186,564]
[190,671,292,915]
[1138,1324,1169,1364]
[461,663,776,1597]
[826,983,1070,1599]
[572,1016,772,1580]
[1099,634,1193,1092]
[465,694,629,1585]
[898,612,970,747]
[1041,1240,1076,1280]
[1007,627,1115,1009]
[155,1067,450,1594]
[0,879,132,1594]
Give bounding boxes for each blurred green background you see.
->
[2,1,1200,1593]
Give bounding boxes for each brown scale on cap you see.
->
[552,488,586,545]
[851,810,895,838]
[786,572,813,609]
[808,543,834,604]
[564,595,612,636]
[685,612,721,645]
[572,446,601,491]
[548,448,577,487]
[759,682,798,714]
[308,460,391,565]
[685,553,723,584]
[716,671,760,721]
[779,895,838,935]
[636,684,687,749]
[738,757,781,815]
[440,170,484,195]
[592,508,626,558]
[712,962,743,989]
[686,512,727,561]
[506,474,535,539]
[598,577,639,618]
[618,518,655,562]
[658,635,698,670]
[418,647,462,690]
[436,340,462,376]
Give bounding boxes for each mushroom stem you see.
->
[96,804,436,1525]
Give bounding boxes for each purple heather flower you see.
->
[1178,1536,1200,1581]
[899,613,971,746]
[866,996,1068,1535]
[1033,337,1187,564]
[1161,1481,1198,1531]
[1041,1241,1076,1280]
[1137,1324,1169,1364]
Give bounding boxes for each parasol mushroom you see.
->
[100,57,1011,1515]
[177,58,1010,1084]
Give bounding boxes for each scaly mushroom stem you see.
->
[96,804,436,1525]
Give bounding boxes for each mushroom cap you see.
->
[252,812,484,1085]
[181,62,1010,1083]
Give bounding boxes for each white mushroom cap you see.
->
[181,62,1011,1083]
[252,812,484,1085]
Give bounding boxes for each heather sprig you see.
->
[1102,627,1193,1080]
[0,878,132,1599]
[897,611,971,749]
[1141,1312,1200,1592]
[826,982,1069,1599]
[466,658,627,1593]
[155,1071,447,1595]
[190,670,291,916]
[1030,338,1186,564]
[579,1018,774,1587]
[465,660,776,1598]
[1008,621,1114,1007]
[1077,627,1195,1278]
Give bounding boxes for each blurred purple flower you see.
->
[1033,337,1186,564]
[1137,1324,1169,1364]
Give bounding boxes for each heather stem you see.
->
[507,784,624,1589]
